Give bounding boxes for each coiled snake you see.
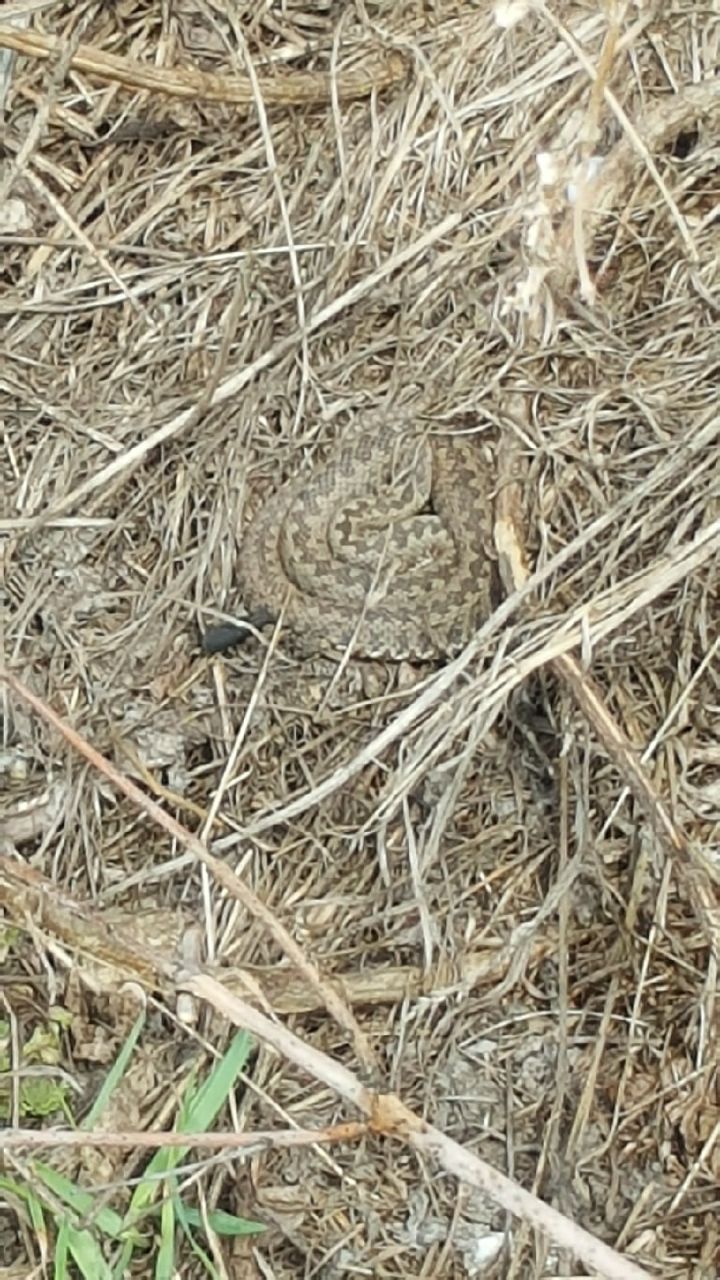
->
[204,413,494,659]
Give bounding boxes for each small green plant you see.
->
[2,1014,264,1278]
[0,1009,74,1121]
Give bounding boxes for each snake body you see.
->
[237,414,493,659]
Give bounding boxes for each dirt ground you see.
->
[1,2,719,1277]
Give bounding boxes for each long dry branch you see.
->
[0,24,408,106]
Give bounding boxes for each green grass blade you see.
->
[153,1182,176,1280]
[181,1205,265,1236]
[139,1030,254,1187]
[174,1195,220,1278]
[65,1222,113,1279]
[116,1030,256,1272]
[83,1009,146,1130]
[33,1162,126,1238]
[54,1218,70,1280]
[178,1031,253,1134]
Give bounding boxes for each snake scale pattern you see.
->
[237,413,494,659]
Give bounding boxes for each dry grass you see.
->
[1,1,719,1277]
